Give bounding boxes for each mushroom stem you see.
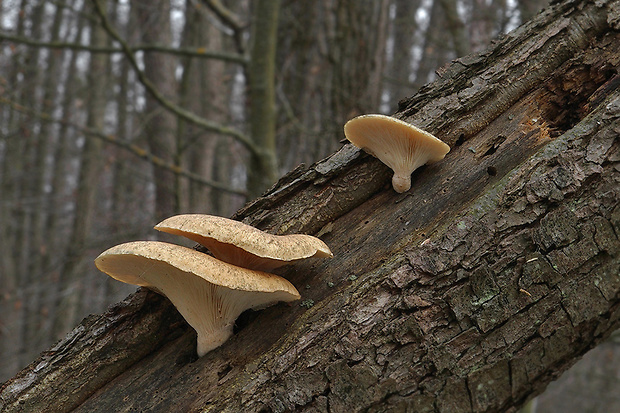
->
[392,174,412,193]
[197,325,234,357]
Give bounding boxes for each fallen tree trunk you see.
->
[2,0,619,411]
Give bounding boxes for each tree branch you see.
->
[201,0,244,31]
[90,0,259,156]
[0,97,247,196]
[199,0,246,53]
[0,31,249,64]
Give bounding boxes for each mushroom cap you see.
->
[344,114,450,193]
[154,214,333,271]
[95,241,300,356]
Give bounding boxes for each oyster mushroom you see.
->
[155,214,333,272]
[95,241,300,356]
[344,114,450,193]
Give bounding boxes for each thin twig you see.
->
[0,97,247,196]
[90,0,258,155]
[0,32,249,64]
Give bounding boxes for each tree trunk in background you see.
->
[23,0,67,366]
[384,0,421,113]
[178,5,232,215]
[136,0,178,221]
[276,0,391,178]
[328,0,390,123]
[107,0,154,240]
[438,0,470,57]
[51,1,108,340]
[247,0,281,199]
[1,0,49,373]
[469,0,498,52]
[413,0,449,90]
[11,0,45,290]
[276,1,335,172]
[0,0,32,378]
[37,7,87,355]
[518,0,548,23]
[1,1,618,411]
[109,0,135,238]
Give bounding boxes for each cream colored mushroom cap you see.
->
[344,114,450,193]
[155,214,333,271]
[95,241,301,356]
[94,241,301,296]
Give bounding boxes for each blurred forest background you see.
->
[1,0,618,410]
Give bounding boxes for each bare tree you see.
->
[383,0,422,112]
[0,0,38,377]
[438,0,470,57]
[134,0,179,220]
[275,0,392,172]
[245,0,281,198]
[51,0,109,340]
[177,5,232,214]
[36,2,89,358]
[23,0,71,365]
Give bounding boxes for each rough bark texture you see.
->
[2,0,619,412]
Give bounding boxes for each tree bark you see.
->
[1,0,619,412]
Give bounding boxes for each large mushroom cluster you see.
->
[95,215,332,356]
[96,114,448,356]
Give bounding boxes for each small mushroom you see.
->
[344,114,450,193]
[95,241,301,356]
[154,214,333,271]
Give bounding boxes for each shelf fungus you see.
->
[96,215,333,356]
[344,114,450,193]
[95,241,301,357]
[155,214,333,272]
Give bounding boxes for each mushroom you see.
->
[343,114,450,193]
[154,214,333,272]
[95,241,301,356]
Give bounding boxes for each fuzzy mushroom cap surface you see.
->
[344,114,450,193]
[95,241,300,356]
[155,214,333,271]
